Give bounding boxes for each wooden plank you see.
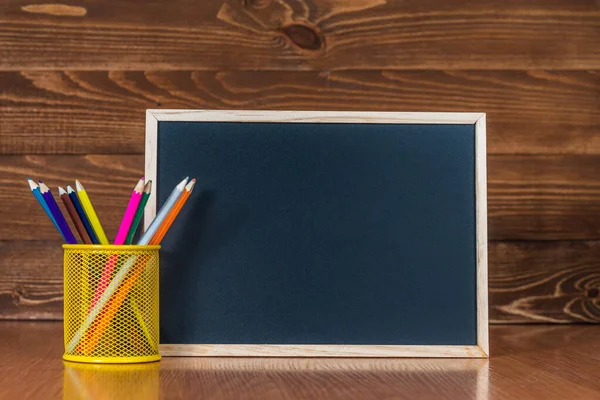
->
[0,241,63,320]
[4,154,600,240]
[488,155,600,240]
[1,1,599,70]
[144,111,158,230]
[489,241,600,323]
[149,109,483,123]
[2,70,599,155]
[2,240,599,323]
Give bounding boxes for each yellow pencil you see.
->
[75,180,109,245]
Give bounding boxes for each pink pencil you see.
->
[114,177,145,245]
[88,177,144,312]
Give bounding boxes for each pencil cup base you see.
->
[63,354,161,364]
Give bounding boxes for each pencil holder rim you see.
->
[62,244,161,250]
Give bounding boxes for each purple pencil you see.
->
[39,181,78,244]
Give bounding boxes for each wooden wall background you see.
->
[1,0,600,323]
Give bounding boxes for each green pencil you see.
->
[124,180,152,245]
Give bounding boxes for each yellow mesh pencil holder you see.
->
[63,245,161,364]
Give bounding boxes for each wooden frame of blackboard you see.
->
[145,110,489,358]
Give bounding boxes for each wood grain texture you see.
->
[3,323,600,399]
[475,115,489,355]
[0,241,63,320]
[1,1,600,70]
[148,110,483,123]
[160,344,487,358]
[144,112,158,230]
[490,241,600,323]
[488,155,600,240]
[4,154,600,241]
[2,238,599,323]
[2,70,599,155]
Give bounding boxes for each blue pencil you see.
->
[38,181,78,244]
[67,185,99,244]
[28,179,64,241]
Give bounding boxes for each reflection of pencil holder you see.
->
[63,245,161,363]
[63,361,159,399]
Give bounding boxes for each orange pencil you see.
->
[149,179,195,245]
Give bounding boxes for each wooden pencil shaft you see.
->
[29,179,61,230]
[67,189,99,244]
[125,192,150,245]
[139,177,188,245]
[29,182,64,240]
[60,192,92,244]
[114,178,145,245]
[39,185,77,244]
[150,183,194,245]
[76,181,109,245]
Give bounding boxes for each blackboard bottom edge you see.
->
[160,344,488,358]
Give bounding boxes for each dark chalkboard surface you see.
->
[146,111,488,357]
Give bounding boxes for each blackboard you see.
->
[145,111,488,358]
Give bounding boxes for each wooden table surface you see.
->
[0,322,599,399]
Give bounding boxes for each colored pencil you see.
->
[28,179,63,240]
[129,296,155,349]
[59,187,92,244]
[114,177,145,245]
[69,178,192,353]
[88,178,145,311]
[138,177,189,245]
[67,185,99,244]
[39,181,78,244]
[150,179,195,245]
[75,180,109,245]
[125,181,152,245]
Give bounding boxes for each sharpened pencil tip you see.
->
[66,185,75,194]
[28,179,38,190]
[38,181,50,193]
[176,177,189,191]
[185,179,196,191]
[58,186,67,195]
[134,177,146,193]
[75,180,84,191]
[144,180,152,194]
